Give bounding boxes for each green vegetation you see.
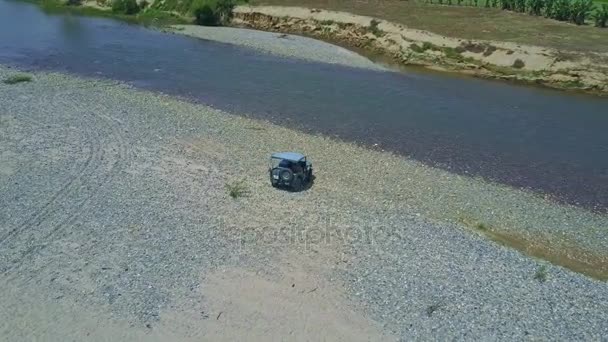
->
[37,0,188,25]
[368,19,384,37]
[534,265,549,282]
[225,180,249,198]
[151,0,247,25]
[408,41,468,62]
[112,0,140,14]
[427,0,601,26]
[475,222,489,231]
[593,4,608,26]
[34,0,248,26]
[409,43,425,53]
[3,74,33,85]
[410,41,441,53]
[194,4,219,25]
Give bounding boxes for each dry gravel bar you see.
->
[1,65,607,340]
[169,25,385,70]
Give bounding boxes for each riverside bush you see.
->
[190,0,244,26]
[194,4,218,25]
[112,0,140,14]
[570,0,594,24]
[593,4,608,26]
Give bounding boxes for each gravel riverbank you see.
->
[1,66,607,340]
[169,25,384,70]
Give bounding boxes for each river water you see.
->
[1,0,607,210]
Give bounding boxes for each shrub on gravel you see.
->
[534,265,549,282]
[2,74,32,85]
[225,180,248,198]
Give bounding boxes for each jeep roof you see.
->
[270,152,305,162]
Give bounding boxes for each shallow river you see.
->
[1,0,607,210]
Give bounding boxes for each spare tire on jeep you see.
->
[280,169,293,182]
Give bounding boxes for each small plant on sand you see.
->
[475,222,489,231]
[443,47,464,61]
[426,302,443,317]
[3,74,32,85]
[368,19,385,37]
[512,58,526,69]
[225,180,248,199]
[421,41,438,51]
[534,265,549,282]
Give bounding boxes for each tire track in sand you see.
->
[1,90,130,274]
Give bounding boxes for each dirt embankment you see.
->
[233,5,608,95]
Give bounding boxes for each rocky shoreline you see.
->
[232,5,608,95]
[1,66,608,340]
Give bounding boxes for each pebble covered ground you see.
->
[1,66,607,340]
[170,25,385,70]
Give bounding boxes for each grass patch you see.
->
[410,41,442,53]
[562,79,585,88]
[138,8,189,25]
[3,74,33,85]
[475,222,489,231]
[458,216,492,232]
[422,41,439,51]
[442,46,464,61]
[410,43,425,53]
[458,215,608,281]
[225,180,249,199]
[534,265,549,282]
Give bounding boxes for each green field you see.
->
[251,0,608,53]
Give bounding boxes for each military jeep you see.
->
[269,152,313,191]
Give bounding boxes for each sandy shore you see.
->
[1,66,607,340]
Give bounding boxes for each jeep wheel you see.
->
[280,169,293,182]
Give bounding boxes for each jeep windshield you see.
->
[270,157,293,169]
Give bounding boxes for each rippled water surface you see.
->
[1,0,607,210]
